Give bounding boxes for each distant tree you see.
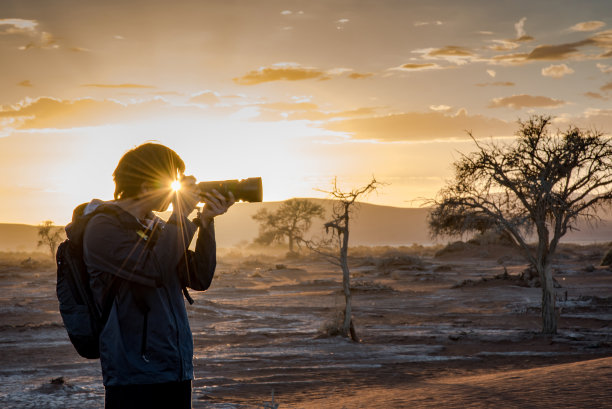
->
[252,199,325,253]
[428,115,612,334]
[303,177,382,341]
[37,220,64,258]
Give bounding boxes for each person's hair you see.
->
[113,143,185,200]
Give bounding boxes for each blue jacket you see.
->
[78,201,216,386]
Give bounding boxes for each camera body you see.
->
[197,177,263,202]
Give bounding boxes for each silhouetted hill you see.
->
[1,199,610,251]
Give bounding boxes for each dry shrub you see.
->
[319,311,345,337]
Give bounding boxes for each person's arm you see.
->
[177,218,216,291]
[83,212,197,287]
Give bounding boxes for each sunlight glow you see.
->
[171,180,181,192]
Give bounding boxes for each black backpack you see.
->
[56,202,121,359]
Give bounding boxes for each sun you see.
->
[171,180,181,192]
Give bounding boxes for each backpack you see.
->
[56,201,195,359]
[56,202,121,359]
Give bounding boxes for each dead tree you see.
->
[37,220,64,258]
[428,115,612,334]
[303,177,382,341]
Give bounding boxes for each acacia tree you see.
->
[303,177,381,341]
[37,220,64,258]
[428,115,612,334]
[252,198,324,253]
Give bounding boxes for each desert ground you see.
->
[0,241,611,408]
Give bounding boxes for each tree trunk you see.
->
[340,255,352,337]
[538,262,557,334]
[288,236,294,253]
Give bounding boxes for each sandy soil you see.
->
[0,243,611,408]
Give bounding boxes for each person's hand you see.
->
[172,175,199,219]
[199,189,235,224]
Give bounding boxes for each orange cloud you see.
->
[475,81,515,87]
[394,63,441,71]
[233,64,327,85]
[602,82,612,92]
[17,80,32,87]
[584,92,607,100]
[569,21,606,32]
[0,96,193,130]
[488,94,565,109]
[428,46,474,57]
[348,72,374,79]
[325,110,515,141]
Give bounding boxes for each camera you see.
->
[197,177,263,202]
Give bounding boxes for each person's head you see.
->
[113,143,185,210]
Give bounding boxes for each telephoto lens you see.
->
[197,177,263,202]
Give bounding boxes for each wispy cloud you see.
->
[541,63,574,78]
[414,21,443,27]
[488,94,566,109]
[475,81,515,87]
[597,63,612,73]
[19,31,59,50]
[348,72,374,79]
[188,91,220,105]
[390,62,444,71]
[569,21,606,32]
[602,81,612,92]
[324,110,515,141]
[584,91,607,100]
[0,18,38,34]
[414,46,477,65]
[233,63,328,85]
[17,80,32,87]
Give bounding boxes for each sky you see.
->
[1,0,611,225]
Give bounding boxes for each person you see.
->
[79,143,234,408]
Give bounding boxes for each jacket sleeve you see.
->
[178,219,217,291]
[83,212,198,288]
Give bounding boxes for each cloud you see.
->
[487,70,496,77]
[188,91,220,105]
[526,40,591,60]
[0,18,38,34]
[281,10,292,15]
[428,46,474,57]
[602,81,612,92]
[541,63,575,78]
[69,47,90,52]
[475,81,515,87]
[569,21,606,32]
[414,21,443,27]
[515,17,527,39]
[348,72,374,79]
[390,62,443,71]
[584,92,607,100]
[233,64,327,85]
[19,31,59,50]
[324,110,515,141]
[429,105,452,112]
[526,29,612,61]
[81,83,156,89]
[17,80,32,87]
[597,63,612,73]
[0,96,212,131]
[488,40,520,51]
[488,94,566,109]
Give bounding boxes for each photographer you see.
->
[81,143,234,408]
